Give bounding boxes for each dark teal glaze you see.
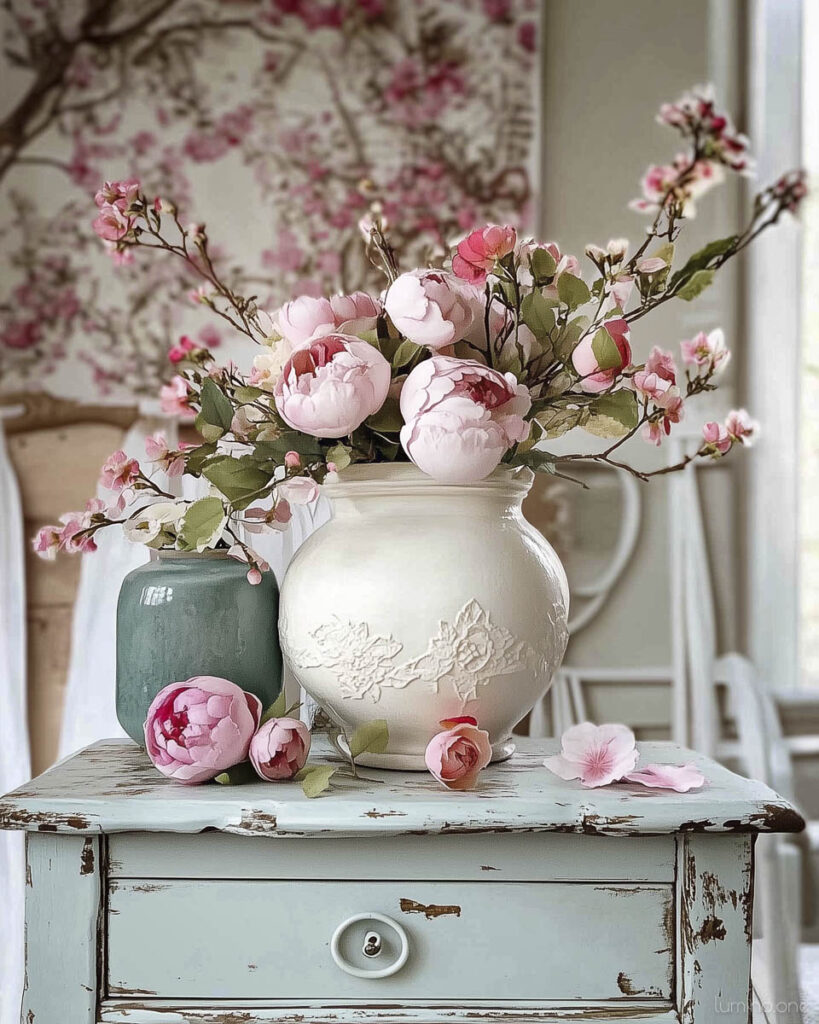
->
[116,553,282,744]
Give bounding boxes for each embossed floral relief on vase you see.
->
[0,0,538,402]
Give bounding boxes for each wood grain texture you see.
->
[22,832,101,1024]
[0,737,805,838]
[106,879,674,1001]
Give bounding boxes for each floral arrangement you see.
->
[142,674,492,795]
[142,675,702,796]
[33,86,805,580]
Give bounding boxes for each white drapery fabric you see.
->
[58,410,171,757]
[0,417,29,1024]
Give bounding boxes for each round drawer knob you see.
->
[330,913,409,979]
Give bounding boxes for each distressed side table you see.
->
[0,738,804,1024]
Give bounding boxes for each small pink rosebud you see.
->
[284,450,301,469]
[424,716,492,791]
[247,568,263,585]
[250,717,311,781]
[326,461,337,473]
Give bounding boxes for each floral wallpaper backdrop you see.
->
[0,0,538,402]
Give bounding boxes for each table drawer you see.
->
[107,879,674,1002]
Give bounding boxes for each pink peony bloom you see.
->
[277,476,320,505]
[100,449,140,491]
[273,334,391,438]
[425,716,492,791]
[385,270,476,349]
[571,319,632,393]
[399,355,531,483]
[625,763,705,792]
[725,408,757,446]
[32,526,61,561]
[544,722,639,788]
[680,328,730,373]
[160,375,195,418]
[250,717,311,781]
[452,225,517,284]
[276,295,336,346]
[329,290,381,325]
[144,676,262,785]
[702,421,732,455]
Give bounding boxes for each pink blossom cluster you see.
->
[92,178,140,242]
[702,409,757,456]
[32,448,141,559]
[633,346,684,446]
[630,156,723,217]
[658,86,752,171]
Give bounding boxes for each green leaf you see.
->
[253,434,324,463]
[233,385,265,405]
[202,455,272,502]
[530,246,557,282]
[534,404,587,439]
[214,761,258,785]
[366,397,403,434]
[553,316,589,363]
[557,273,591,310]
[675,269,715,301]
[179,496,227,552]
[348,719,389,760]
[199,377,234,432]
[651,241,675,266]
[195,417,226,443]
[513,447,557,473]
[183,441,217,476]
[590,327,623,372]
[669,236,737,288]
[260,689,288,725]
[520,291,555,340]
[299,765,337,798]
[325,443,352,470]
[585,389,639,438]
[392,340,424,368]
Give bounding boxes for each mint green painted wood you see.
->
[108,832,677,882]
[22,833,100,1024]
[107,878,674,1000]
[116,553,282,743]
[0,737,804,837]
[0,738,804,1024]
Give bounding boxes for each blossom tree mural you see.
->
[0,0,538,400]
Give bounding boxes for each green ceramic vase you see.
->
[116,551,282,744]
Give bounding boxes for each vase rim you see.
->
[155,549,231,560]
[324,462,534,498]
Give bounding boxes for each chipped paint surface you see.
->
[399,898,462,919]
[0,737,804,838]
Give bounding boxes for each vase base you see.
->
[356,738,516,772]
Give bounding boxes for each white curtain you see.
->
[58,409,172,757]
[0,417,29,1024]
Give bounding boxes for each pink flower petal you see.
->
[625,763,706,793]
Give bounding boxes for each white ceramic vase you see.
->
[279,464,569,769]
